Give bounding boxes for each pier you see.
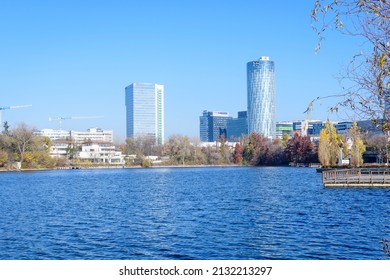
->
[322,168,390,187]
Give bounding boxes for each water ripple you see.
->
[1,167,390,259]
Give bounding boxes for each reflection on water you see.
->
[0,167,390,259]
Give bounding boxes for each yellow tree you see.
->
[318,129,330,167]
[348,121,366,167]
[0,150,8,167]
[318,120,344,167]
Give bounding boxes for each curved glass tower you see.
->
[247,56,275,138]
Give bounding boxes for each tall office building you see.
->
[247,56,276,138]
[125,83,164,145]
[227,111,248,141]
[199,110,231,142]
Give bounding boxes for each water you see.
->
[0,166,389,260]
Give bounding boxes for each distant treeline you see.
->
[121,132,318,167]
[0,120,371,169]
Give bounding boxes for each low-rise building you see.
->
[335,121,353,135]
[35,129,70,141]
[71,128,113,144]
[292,120,324,137]
[37,127,113,144]
[78,142,125,165]
[276,121,293,139]
[50,139,74,158]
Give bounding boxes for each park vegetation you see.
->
[0,122,59,169]
[311,0,389,122]
[0,120,377,170]
[121,131,315,167]
[311,0,389,157]
[121,121,372,168]
[102,0,390,169]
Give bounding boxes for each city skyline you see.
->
[0,1,363,140]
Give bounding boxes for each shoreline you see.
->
[0,164,248,173]
[2,164,389,173]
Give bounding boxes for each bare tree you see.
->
[310,1,389,127]
[364,133,388,162]
[165,135,192,165]
[124,134,156,157]
[11,123,35,167]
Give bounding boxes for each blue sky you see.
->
[0,0,363,142]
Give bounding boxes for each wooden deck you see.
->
[322,168,390,187]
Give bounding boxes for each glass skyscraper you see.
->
[125,83,164,145]
[247,56,276,138]
[226,111,248,141]
[199,110,231,142]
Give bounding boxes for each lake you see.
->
[0,166,389,260]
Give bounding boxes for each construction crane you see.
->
[302,97,319,137]
[0,104,32,129]
[48,115,104,130]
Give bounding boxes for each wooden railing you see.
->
[322,168,390,187]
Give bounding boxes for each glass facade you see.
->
[293,120,325,136]
[227,111,248,141]
[125,83,164,145]
[247,56,276,138]
[199,111,231,142]
[275,122,293,139]
[199,112,210,142]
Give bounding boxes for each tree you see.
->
[189,137,207,165]
[23,150,55,169]
[65,140,77,162]
[165,135,192,165]
[3,121,10,135]
[267,139,288,166]
[10,123,35,167]
[318,120,345,167]
[219,134,231,164]
[0,150,8,167]
[364,133,387,163]
[202,145,221,165]
[140,157,152,168]
[281,133,289,148]
[0,132,14,162]
[22,136,54,169]
[242,132,270,165]
[285,133,316,164]
[318,129,331,167]
[348,121,366,167]
[311,1,390,128]
[123,137,136,155]
[233,143,243,164]
[124,135,156,158]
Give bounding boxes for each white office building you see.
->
[71,128,113,144]
[125,83,164,145]
[35,129,71,140]
[37,128,113,144]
